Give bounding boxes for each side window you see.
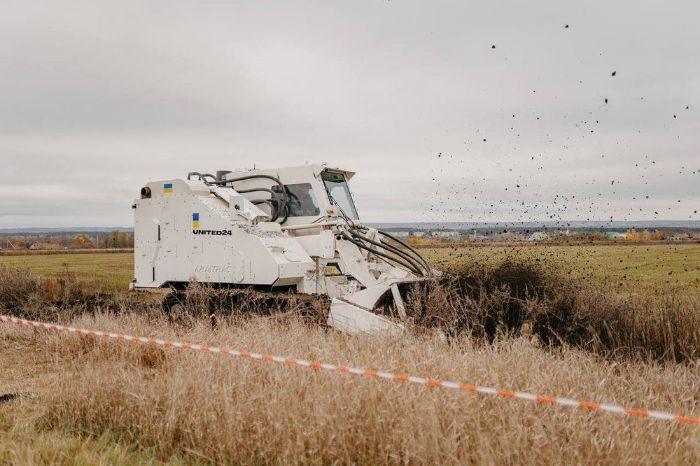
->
[272,183,320,217]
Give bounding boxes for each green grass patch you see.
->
[0,253,133,293]
[422,243,700,295]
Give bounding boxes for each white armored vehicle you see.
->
[133,164,434,335]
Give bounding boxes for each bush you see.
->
[404,260,700,362]
[0,266,114,321]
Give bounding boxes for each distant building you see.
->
[431,231,461,241]
[392,231,410,238]
[496,232,525,241]
[668,233,690,241]
[411,231,426,238]
[527,231,549,242]
[468,232,490,241]
[605,231,626,240]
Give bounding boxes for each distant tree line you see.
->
[0,231,134,250]
[623,229,664,241]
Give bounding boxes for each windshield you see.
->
[321,171,359,220]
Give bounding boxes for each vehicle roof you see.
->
[224,164,355,180]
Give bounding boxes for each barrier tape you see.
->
[2,314,699,425]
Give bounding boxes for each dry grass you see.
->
[2,313,700,464]
[0,422,181,466]
[2,254,700,464]
[5,260,700,364]
[404,261,700,362]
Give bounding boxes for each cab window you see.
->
[321,172,359,220]
[272,183,320,217]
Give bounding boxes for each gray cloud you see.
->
[0,0,698,227]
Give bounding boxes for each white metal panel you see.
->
[327,299,404,336]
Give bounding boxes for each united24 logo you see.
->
[191,213,232,235]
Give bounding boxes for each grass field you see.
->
[2,243,699,294]
[1,244,700,464]
[0,253,133,292]
[423,243,700,293]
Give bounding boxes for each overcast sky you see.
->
[1,0,698,227]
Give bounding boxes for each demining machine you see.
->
[132,164,435,335]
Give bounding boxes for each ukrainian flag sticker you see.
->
[163,183,173,193]
[192,213,200,229]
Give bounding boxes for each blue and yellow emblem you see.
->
[163,183,173,193]
[192,213,200,229]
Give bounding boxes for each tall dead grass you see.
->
[2,260,700,464]
[164,284,330,326]
[405,260,700,362]
[3,313,699,464]
[0,265,154,322]
[3,259,700,363]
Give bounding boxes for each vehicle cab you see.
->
[220,164,360,229]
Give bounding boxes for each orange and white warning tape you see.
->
[2,314,699,425]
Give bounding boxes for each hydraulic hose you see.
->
[252,199,280,218]
[187,172,217,182]
[348,229,428,277]
[277,202,290,224]
[377,238,431,277]
[377,229,433,276]
[347,224,432,277]
[214,174,288,223]
[237,187,286,220]
[191,172,289,223]
[340,232,423,276]
[354,224,431,275]
[237,187,277,196]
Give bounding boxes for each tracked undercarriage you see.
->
[161,286,330,325]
